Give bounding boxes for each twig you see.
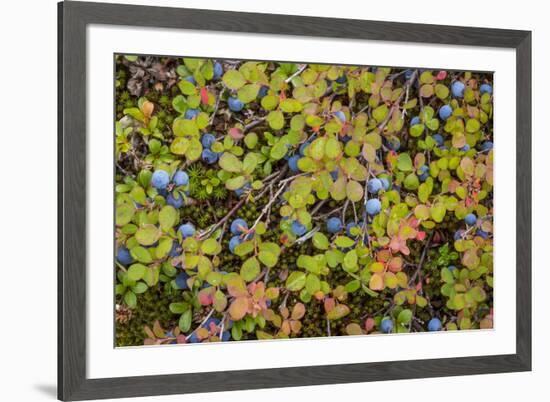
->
[198,196,248,239]
[208,87,225,125]
[377,69,418,133]
[185,308,215,340]
[326,317,331,337]
[285,64,307,83]
[295,226,320,245]
[243,116,267,133]
[408,232,434,286]
[249,182,289,232]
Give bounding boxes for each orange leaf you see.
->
[229,297,249,320]
[369,273,384,290]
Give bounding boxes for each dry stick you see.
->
[295,226,320,245]
[249,182,289,232]
[341,199,350,222]
[185,308,215,341]
[285,64,307,83]
[310,199,328,216]
[377,69,419,134]
[208,86,225,125]
[198,196,248,240]
[326,317,331,337]
[408,232,434,286]
[243,116,267,133]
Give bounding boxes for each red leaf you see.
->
[365,317,375,332]
[416,231,427,241]
[436,70,447,80]
[200,87,209,105]
[229,127,244,140]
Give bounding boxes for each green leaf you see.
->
[296,255,320,274]
[325,136,341,159]
[326,304,350,320]
[225,176,246,190]
[335,236,355,248]
[409,124,424,137]
[223,69,246,90]
[466,118,480,133]
[127,263,147,281]
[346,180,364,202]
[159,206,178,232]
[201,238,221,255]
[234,240,255,257]
[373,104,389,123]
[267,110,285,130]
[270,140,288,160]
[430,202,446,223]
[435,84,450,99]
[397,309,413,324]
[178,79,197,95]
[241,257,261,282]
[305,274,321,294]
[170,137,190,155]
[286,271,306,291]
[116,204,134,226]
[397,153,413,171]
[124,291,137,308]
[130,246,152,263]
[135,224,161,246]
[237,84,260,103]
[169,302,189,314]
[179,309,192,332]
[312,232,329,250]
[219,152,243,172]
[258,250,277,268]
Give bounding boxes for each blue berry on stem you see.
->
[151,170,170,190]
[230,219,248,235]
[173,170,189,186]
[178,223,195,238]
[326,217,343,233]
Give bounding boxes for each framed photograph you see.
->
[58,1,531,400]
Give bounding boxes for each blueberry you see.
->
[335,75,347,84]
[427,318,442,332]
[460,144,470,152]
[201,133,216,149]
[447,265,456,273]
[454,229,465,241]
[387,137,401,151]
[299,141,312,156]
[451,81,465,98]
[464,213,477,226]
[169,240,181,258]
[188,332,199,343]
[367,178,383,194]
[231,219,248,235]
[334,110,346,122]
[366,199,382,216]
[258,86,268,99]
[404,69,413,80]
[202,149,219,164]
[151,170,170,190]
[326,217,343,233]
[228,97,244,112]
[166,192,184,209]
[117,246,133,265]
[330,169,339,181]
[291,221,307,236]
[175,272,189,289]
[184,108,200,120]
[439,104,452,121]
[173,170,189,186]
[432,134,444,146]
[221,331,231,341]
[288,155,301,173]
[213,62,223,79]
[185,76,196,85]
[479,83,492,95]
[411,116,421,126]
[380,178,390,191]
[419,165,429,182]
[476,229,489,239]
[203,318,221,328]
[234,183,251,197]
[380,318,394,334]
[481,141,493,152]
[229,235,242,253]
[178,223,195,238]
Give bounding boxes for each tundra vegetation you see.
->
[114,55,493,346]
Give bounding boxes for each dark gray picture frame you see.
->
[58,1,532,400]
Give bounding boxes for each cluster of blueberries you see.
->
[406,80,493,153]
[453,212,490,240]
[229,218,251,253]
[289,177,386,237]
[150,169,190,209]
[380,316,442,333]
